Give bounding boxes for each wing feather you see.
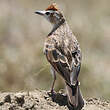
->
[44,34,81,86]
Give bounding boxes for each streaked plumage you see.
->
[35,3,84,109]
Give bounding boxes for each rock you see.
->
[0,90,109,110]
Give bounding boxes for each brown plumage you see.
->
[35,3,84,110]
[45,3,58,11]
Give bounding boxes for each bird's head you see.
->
[35,3,64,25]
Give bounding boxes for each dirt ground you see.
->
[0,90,110,110]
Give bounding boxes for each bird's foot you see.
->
[51,89,56,95]
[47,89,56,96]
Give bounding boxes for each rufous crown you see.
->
[45,3,59,11]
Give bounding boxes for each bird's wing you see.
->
[45,36,81,86]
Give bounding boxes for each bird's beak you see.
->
[35,10,46,16]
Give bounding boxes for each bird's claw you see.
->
[51,89,56,95]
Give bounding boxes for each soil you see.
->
[0,89,110,110]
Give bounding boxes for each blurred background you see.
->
[0,0,110,100]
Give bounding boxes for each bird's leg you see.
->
[50,66,56,94]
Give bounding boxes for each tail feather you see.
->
[66,82,84,110]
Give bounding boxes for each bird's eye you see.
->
[46,12,50,15]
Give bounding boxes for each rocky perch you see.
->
[0,90,110,110]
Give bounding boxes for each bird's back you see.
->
[44,21,81,84]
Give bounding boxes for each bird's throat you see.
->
[48,18,65,36]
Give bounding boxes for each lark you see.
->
[35,3,84,110]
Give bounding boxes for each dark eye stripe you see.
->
[46,12,50,15]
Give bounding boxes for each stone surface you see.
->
[0,90,109,110]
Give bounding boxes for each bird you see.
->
[35,3,84,110]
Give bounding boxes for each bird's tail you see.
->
[65,82,84,110]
